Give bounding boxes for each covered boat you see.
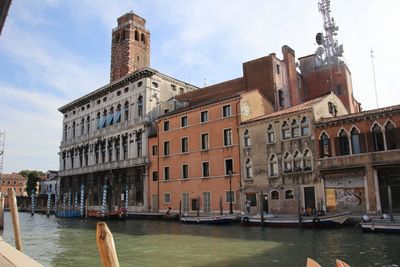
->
[241,212,350,227]
[180,214,237,225]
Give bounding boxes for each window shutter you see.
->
[359,133,367,153]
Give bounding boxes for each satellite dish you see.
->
[315,32,324,45]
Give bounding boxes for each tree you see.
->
[26,172,39,196]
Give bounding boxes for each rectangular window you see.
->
[164,193,171,204]
[171,84,176,91]
[182,164,189,179]
[203,192,211,212]
[201,133,209,150]
[180,88,184,94]
[181,116,188,127]
[224,128,233,146]
[163,141,170,156]
[164,109,169,114]
[276,64,280,74]
[152,171,158,181]
[222,105,231,117]
[182,193,189,212]
[225,191,236,203]
[152,145,158,156]
[225,159,233,175]
[246,194,257,206]
[163,121,170,131]
[164,167,170,181]
[200,111,208,123]
[181,137,188,153]
[202,162,210,177]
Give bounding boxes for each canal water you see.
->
[1,212,400,267]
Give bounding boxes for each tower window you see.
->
[141,33,146,44]
[135,30,139,41]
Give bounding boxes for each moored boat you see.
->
[87,208,127,220]
[360,220,400,233]
[180,214,237,225]
[241,212,350,227]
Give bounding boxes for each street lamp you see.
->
[228,170,233,214]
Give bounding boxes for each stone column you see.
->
[119,136,123,161]
[105,139,109,162]
[365,165,379,213]
[142,130,147,157]
[112,138,116,162]
[373,167,381,213]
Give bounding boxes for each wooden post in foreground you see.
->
[196,196,200,218]
[8,188,23,252]
[96,222,119,267]
[0,193,4,230]
[219,196,223,215]
[260,191,264,225]
[85,198,89,219]
[179,201,182,221]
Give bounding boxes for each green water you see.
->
[2,212,400,266]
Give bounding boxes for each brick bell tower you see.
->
[110,12,150,82]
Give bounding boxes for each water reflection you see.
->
[2,213,400,267]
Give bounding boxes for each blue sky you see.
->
[1,0,399,173]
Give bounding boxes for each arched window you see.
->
[81,118,85,135]
[124,101,129,122]
[137,96,143,117]
[338,129,350,155]
[115,104,122,124]
[291,119,300,138]
[372,123,385,151]
[134,30,139,41]
[301,117,310,136]
[293,151,302,172]
[243,129,251,147]
[136,132,142,157]
[96,112,101,129]
[285,190,294,199]
[303,150,312,171]
[63,124,68,140]
[101,109,107,128]
[385,121,397,150]
[267,124,275,143]
[283,152,292,173]
[281,121,290,140]
[271,190,279,200]
[320,132,330,157]
[245,158,253,179]
[141,33,146,44]
[108,107,114,126]
[269,154,278,177]
[350,127,361,154]
[72,121,76,138]
[86,116,90,133]
[278,90,284,108]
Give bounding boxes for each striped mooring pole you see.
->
[101,184,108,217]
[125,185,129,215]
[74,193,78,211]
[62,193,66,211]
[47,193,51,216]
[31,189,36,215]
[80,184,85,217]
[68,192,72,211]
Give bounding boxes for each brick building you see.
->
[315,105,400,214]
[148,88,271,214]
[239,93,348,214]
[0,173,27,196]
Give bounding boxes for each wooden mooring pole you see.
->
[179,201,182,221]
[96,222,120,267]
[219,196,223,215]
[0,193,4,230]
[8,188,23,251]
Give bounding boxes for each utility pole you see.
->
[370,50,379,109]
[0,131,5,175]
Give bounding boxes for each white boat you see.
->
[241,212,350,227]
[361,219,400,233]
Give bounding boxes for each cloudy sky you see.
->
[0,0,399,173]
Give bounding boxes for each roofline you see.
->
[316,104,400,127]
[241,107,313,127]
[58,67,198,113]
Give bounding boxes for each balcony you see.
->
[59,156,148,177]
[61,117,150,147]
[318,149,400,171]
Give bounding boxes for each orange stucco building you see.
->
[0,173,27,196]
[148,88,272,214]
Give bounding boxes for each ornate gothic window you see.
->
[269,154,278,177]
[385,121,397,150]
[281,121,290,140]
[283,152,292,173]
[293,151,302,172]
[350,127,361,154]
[271,190,279,200]
[372,123,385,151]
[291,119,300,138]
[301,117,310,136]
[245,158,253,179]
[303,150,312,171]
[267,124,275,143]
[339,129,350,155]
[243,129,251,147]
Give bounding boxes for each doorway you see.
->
[151,194,158,212]
[304,186,315,209]
[262,193,269,213]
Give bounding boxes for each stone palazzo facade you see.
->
[58,12,197,212]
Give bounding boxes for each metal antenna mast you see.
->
[0,131,5,174]
[370,50,379,109]
[315,0,344,66]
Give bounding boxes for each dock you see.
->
[0,237,43,267]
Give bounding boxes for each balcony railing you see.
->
[318,149,400,170]
[59,156,148,176]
